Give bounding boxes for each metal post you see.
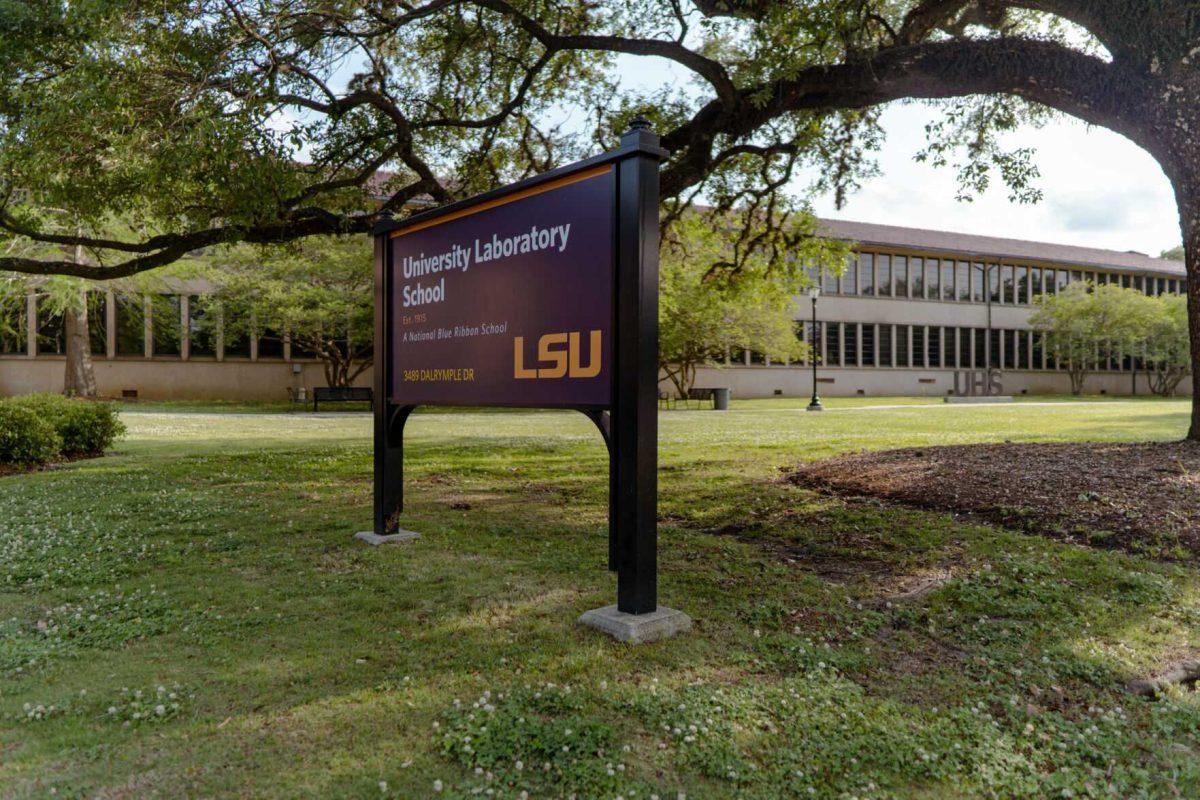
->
[372,215,414,535]
[613,119,662,615]
[807,289,822,411]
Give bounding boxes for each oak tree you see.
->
[3,2,1200,430]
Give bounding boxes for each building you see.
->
[694,220,1190,398]
[0,220,1189,401]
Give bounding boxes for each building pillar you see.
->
[143,295,153,358]
[180,295,190,360]
[25,292,36,357]
[105,290,116,359]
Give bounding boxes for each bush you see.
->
[7,394,125,456]
[0,403,62,467]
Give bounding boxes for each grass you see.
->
[1,396,1198,798]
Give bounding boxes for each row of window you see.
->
[809,252,1186,305]
[1,293,319,360]
[735,322,1151,373]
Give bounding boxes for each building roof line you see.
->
[817,218,1186,278]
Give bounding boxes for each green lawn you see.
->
[2,398,1199,798]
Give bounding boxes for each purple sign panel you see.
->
[389,165,614,406]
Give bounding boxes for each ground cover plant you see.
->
[1,398,1199,798]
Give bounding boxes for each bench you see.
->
[312,386,373,412]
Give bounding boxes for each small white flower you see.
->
[433,779,443,793]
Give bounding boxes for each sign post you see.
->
[369,121,690,643]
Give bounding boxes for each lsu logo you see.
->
[514,330,602,379]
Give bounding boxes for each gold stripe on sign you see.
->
[390,164,613,239]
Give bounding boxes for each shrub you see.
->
[0,403,62,467]
[7,394,125,456]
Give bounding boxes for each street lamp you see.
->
[806,286,823,412]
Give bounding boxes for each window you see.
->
[925,258,939,299]
[876,254,892,297]
[1004,329,1016,370]
[879,324,893,367]
[1001,265,1014,304]
[1032,331,1045,370]
[223,300,251,358]
[988,264,1001,303]
[88,293,107,357]
[844,323,858,366]
[1015,266,1029,304]
[37,296,64,356]
[1031,267,1044,299]
[896,325,909,367]
[859,253,874,296]
[929,326,943,368]
[823,264,840,295]
[972,263,986,303]
[972,328,985,370]
[957,261,971,302]
[988,328,1001,370]
[116,296,144,357]
[1,294,27,355]
[188,296,217,357]
[1057,270,1069,293]
[749,350,767,365]
[1133,275,1144,294]
[861,324,876,367]
[911,257,924,298]
[151,295,182,357]
[258,326,285,360]
[1018,330,1030,370]
[941,260,955,301]
[958,328,971,368]
[825,321,841,366]
[1044,269,1058,296]
[913,326,926,368]
[840,254,857,294]
[895,256,908,297]
[944,326,957,369]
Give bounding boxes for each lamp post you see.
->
[806,286,823,412]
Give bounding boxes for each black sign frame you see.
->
[370,122,666,615]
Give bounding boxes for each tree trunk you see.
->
[62,281,97,398]
[1181,190,1200,439]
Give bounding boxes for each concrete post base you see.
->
[579,605,692,644]
[943,396,1014,404]
[354,530,420,546]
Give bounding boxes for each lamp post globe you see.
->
[806,286,823,412]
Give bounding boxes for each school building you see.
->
[0,219,1189,401]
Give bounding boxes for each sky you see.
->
[800,103,1182,258]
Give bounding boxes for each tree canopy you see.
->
[0,1,1186,279]
[1030,282,1187,396]
[4,1,1200,431]
[658,212,847,397]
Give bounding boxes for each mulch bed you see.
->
[790,441,1200,558]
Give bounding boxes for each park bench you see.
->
[312,386,373,412]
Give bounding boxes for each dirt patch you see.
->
[790,441,1200,557]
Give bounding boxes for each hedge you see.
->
[0,403,62,467]
[0,394,126,468]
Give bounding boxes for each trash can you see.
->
[712,387,731,410]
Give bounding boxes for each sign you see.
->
[953,368,1003,397]
[371,121,666,616]
[388,165,613,407]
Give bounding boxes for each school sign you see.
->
[370,123,689,640]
